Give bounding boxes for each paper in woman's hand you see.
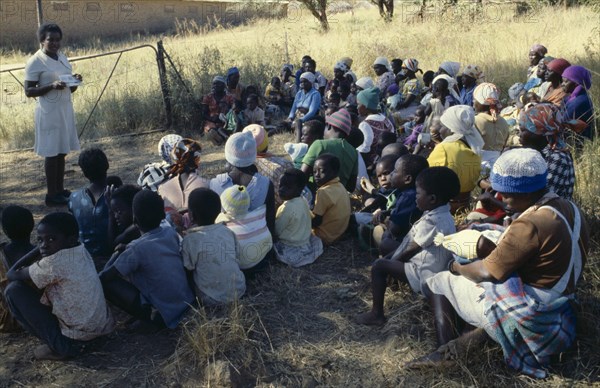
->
[59,74,82,87]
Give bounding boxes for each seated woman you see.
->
[372,57,395,98]
[287,72,322,142]
[393,58,423,120]
[327,61,351,97]
[137,134,182,191]
[356,87,395,168]
[201,76,235,135]
[539,58,570,107]
[523,56,552,98]
[243,124,295,208]
[459,64,484,106]
[561,65,594,140]
[518,103,576,200]
[210,132,276,235]
[427,105,483,214]
[420,148,589,379]
[438,61,461,79]
[527,44,548,80]
[473,82,510,171]
[157,139,209,231]
[422,75,459,128]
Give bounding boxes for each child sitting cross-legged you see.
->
[216,185,273,278]
[182,188,246,306]
[311,153,351,244]
[274,169,324,267]
[1,205,36,332]
[355,167,459,333]
[5,212,114,360]
[100,190,194,331]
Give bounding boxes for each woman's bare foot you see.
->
[355,311,386,326]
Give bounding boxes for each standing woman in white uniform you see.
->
[24,24,82,206]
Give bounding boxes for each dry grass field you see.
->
[0,2,599,387]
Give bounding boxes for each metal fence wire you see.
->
[0,41,199,153]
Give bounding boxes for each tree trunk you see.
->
[318,11,329,31]
[301,0,329,32]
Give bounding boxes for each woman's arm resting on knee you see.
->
[450,260,494,283]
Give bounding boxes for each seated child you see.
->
[357,155,399,226]
[137,134,183,191]
[366,132,398,177]
[182,188,246,305]
[243,94,265,126]
[265,76,285,106]
[413,116,444,159]
[355,167,460,333]
[284,120,326,169]
[311,154,351,244]
[106,184,142,248]
[339,83,356,108]
[100,191,194,330]
[68,148,113,264]
[374,154,429,256]
[216,185,273,276]
[380,142,409,159]
[1,205,35,332]
[5,212,114,360]
[325,92,341,116]
[223,100,244,135]
[464,177,507,224]
[402,106,426,151]
[211,132,276,235]
[274,169,324,267]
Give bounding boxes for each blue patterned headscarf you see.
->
[226,67,240,83]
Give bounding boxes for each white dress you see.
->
[25,50,79,157]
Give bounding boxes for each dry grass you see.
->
[1,4,598,149]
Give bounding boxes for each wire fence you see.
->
[0,42,189,153]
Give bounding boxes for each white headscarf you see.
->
[356,77,375,90]
[299,72,316,84]
[440,105,484,155]
[432,74,461,102]
[439,61,461,78]
[373,57,391,71]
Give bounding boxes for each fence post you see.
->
[156,40,173,129]
[36,0,44,26]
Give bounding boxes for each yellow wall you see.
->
[0,0,288,48]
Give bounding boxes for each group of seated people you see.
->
[0,44,593,378]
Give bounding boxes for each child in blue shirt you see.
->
[375,154,429,257]
[100,190,194,331]
[68,148,113,267]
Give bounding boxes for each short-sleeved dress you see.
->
[25,50,79,157]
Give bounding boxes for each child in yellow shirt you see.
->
[311,154,351,244]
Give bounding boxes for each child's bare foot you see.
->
[355,311,386,326]
[33,344,68,361]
